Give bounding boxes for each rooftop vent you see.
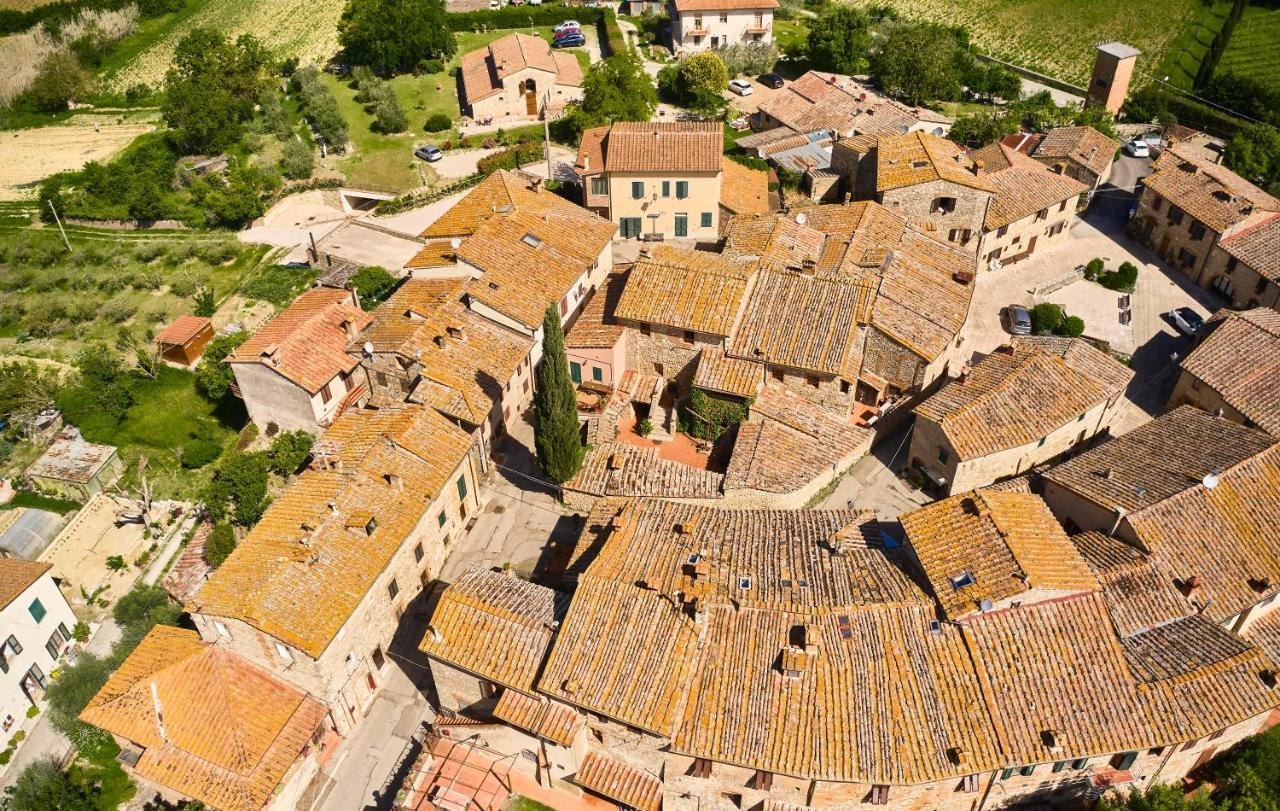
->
[911,160,929,169]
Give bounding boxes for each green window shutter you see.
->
[570,361,582,384]
[456,476,467,500]
[592,366,603,382]
[1115,751,1138,771]
[1051,761,1066,773]
[700,212,712,228]
[674,214,688,237]
[632,181,644,199]
[676,180,689,199]
[662,180,670,197]
[999,768,1014,781]
[437,511,446,528]
[28,599,45,623]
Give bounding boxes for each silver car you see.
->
[1004,305,1032,335]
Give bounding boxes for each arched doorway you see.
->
[521,78,537,116]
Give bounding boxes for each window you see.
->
[654,363,664,375]
[1035,208,1048,222]
[590,177,607,196]
[274,641,293,661]
[372,646,386,670]
[621,217,643,238]
[930,197,957,214]
[1038,436,1047,447]
[5,635,23,657]
[45,626,67,660]
[691,757,713,778]
[1178,248,1196,269]
[1052,760,1067,773]
[1111,751,1138,770]
[1189,221,1206,241]
[948,571,976,590]
[437,511,447,529]
[414,542,425,562]
[999,768,1015,781]
[869,785,890,805]
[693,15,703,28]
[559,296,568,316]
[840,380,850,394]
[1256,277,1269,295]
[592,366,603,383]
[1019,765,1035,777]
[771,370,784,382]
[1208,728,1225,742]
[1059,199,1069,212]
[1226,256,1238,274]
[570,361,582,384]
[996,224,1008,238]
[320,382,332,403]
[1151,197,1163,212]
[701,212,713,228]
[938,448,949,465]
[387,579,399,600]
[662,180,670,197]
[676,181,689,199]
[456,477,468,502]
[25,663,46,690]
[806,376,820,388]
[683,330,695,343]
[28,599,45,623]
[631,181,644,199]
[1168,207,1184,226]
[719,11,727,22]
[674,213,688,237]
[1070,758,1089,770]
[751,770,773,790]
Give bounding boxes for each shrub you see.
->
[280,137,315,180]
[197,240,240,265]
[181,437,223,469]
[477,142,544,174]
[419,58,445,74]
[1084,257,1104,282]
[1099,260,1139,293]
[372,93,408,133]
[293,67,348,151]
[105,554,126,572]
[267,430,314,475]
[636,418,654,437]
[193,286,216,318]
[203,522,236,567]
[424,112,452,132]
[351,266,398,309]
[1031,302,1063,334]
[1060,315,1086,337]
[73,621,90,643]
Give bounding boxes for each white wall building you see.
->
[0,560,76,734]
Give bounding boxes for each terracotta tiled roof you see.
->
[565,272,627,349]
[1219,214,1280,281]
[720,158,769,215]
[156,315,211,347]
[578,121,723,174]
[1179,308,1280,434]
[421,566,568,693]
[729,268,873,377]
[975,144,1088,230]
[566,443,725,500]
[868,247,973,362]
[876,132,998,194]
[227,288,369,394]
[615,245,756,336]
[404,240,457,270]
[915,338,1132,460]
[492,689,584,746]
[573,751,662,811]
[1071,531,1192,638]
[79,626,327,811]
[0,559,51,611]
[1244,608,1280,667]
[901,489,1098,621]
[190,404,474,658]
[756,72,945,139]
[1142,143,1279,233]
[422,170,579,239]
[1031,126,1119,177]
[693,346,763,398]
[459,33,581,106]
[724,382,873,494]
[672,0,777,9]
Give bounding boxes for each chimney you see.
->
[582,155,590,173]
[434,334,448,349]
[1180,574,1202,603]
[446,325,466,341]
[531,176,543,193]
[799,258,817,276]
[1108,505,1126,537]
[341,317,358,341]
[384,472,403,491]
[972,159,984,176]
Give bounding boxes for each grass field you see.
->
[1157,0,1234,89]
[1217,1,1280,88]
[849,0,1207,87]
[0,112,158,200]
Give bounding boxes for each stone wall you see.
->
[231,363,323,434]
[979,198,1078,271]
[879,179,989,252]
[623,327,708,394]
[1198,243,1280,310]
[765,365,852,416]
[1166,369,1258,432]
[1131,187,1219,280]
[860,327,927,395]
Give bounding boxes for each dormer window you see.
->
[948,571,976,590]
[739,576,753,590]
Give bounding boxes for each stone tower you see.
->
[1087,42,1141,116]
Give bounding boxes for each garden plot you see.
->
[0,115,156,200]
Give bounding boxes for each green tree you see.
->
[27,50,88,112]
[531,305,584,483]
[279,138,315,180]
[267,430,315,475]
[55,347,134,430]
[1224,124,1280,190]
[564,52,657,138]
[964,61,1020,103]
[870,23,965,105]
[2,759,98,811]
[112,584,182,633]
[680,51,730,116]
[350,266,398,309]
[0,360,63,432]
[1098,784,1219,811]
[193,286,217,318]
[1030,302,1063,334]
[189,161,279,227]
[194,331,249,400]
[161,29,270,154]
[338,0,455,74]
[203,522,237,567]
[806,6,872,75]
[203,450,270,526]
[949,109,1018,147]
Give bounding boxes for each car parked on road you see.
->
[1165,307,1204,336]
[759,72,784,89]
[414,144,443,162]
[728,79,754,96]
[1003,305,1033,335]
[1123,140,1150,158]
[554,19,580,32]
[553,31,585,47]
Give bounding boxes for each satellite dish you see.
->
[979,599,994,612]
[450,237,461,249]
[1203,472,1219,489]
[362,341,374,357]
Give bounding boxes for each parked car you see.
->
[1003,305,1033,336]
[554,20,580,32]
[759,72,784,89]
[1166,307,1204,336]
[1123,139,1150,158]
[414,145,443,162]
[728,79,754,96]
[553,32,586,47]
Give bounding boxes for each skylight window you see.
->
[739,576,753,590]
[521,233,542,248]
[948,571,976,590]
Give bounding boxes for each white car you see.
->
[1124,139,1150,158]
[728,79,754,96]
[554,20,580,32]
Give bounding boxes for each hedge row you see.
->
[444,6,626,56]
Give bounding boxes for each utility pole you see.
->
[47,199,73,253]
[543,90,553,182]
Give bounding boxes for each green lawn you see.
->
[1217,2,1280,89]
[71,735,137,810]
[938,100,997,118]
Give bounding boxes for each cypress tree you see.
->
[532,304,585,483]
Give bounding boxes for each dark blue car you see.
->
[553,32,585,47]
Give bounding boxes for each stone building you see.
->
[0,559,76,733]
[1167,308,1280,436]
[419,496,1280,810]
[1087,42,1140,116]
[1023,125,1119,194]
[1198,214,1280,309]
[909,337,1133,496]
[186,404,480,735]
[750,71,951,140]
[458,32,583,124]
[80,626,332,811]
[668,0,778,54]
[227,288,372,434]
[1130,143,1280,284]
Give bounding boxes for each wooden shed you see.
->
[156,316,214,368]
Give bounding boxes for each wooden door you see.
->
[525,87,537,115]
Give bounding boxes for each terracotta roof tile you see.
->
[1219,214,1280,281]
[80,626,327,811]
[876,132,998,194]
[460,33,579,106]
[190,405,474,657]
[1031,126,1119,177]
[566,443,725,500]
[574,751,662,811]
[672,0,777,9]
[227,288,369,394]
[0,559,51,611]
[693,346,763,398]
[492,689,584,746]
[976,145,1088,230]
[156,315,211,347]
[915,338,1132,460]
[615,245,756,336]
[1071,531,1192,637]
[756,72,945,139]
[581,122,723,174]
[1179,308,1280,434]
[720,159,769,215]
[1142,144,1280,233]
[565,272,627,349]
